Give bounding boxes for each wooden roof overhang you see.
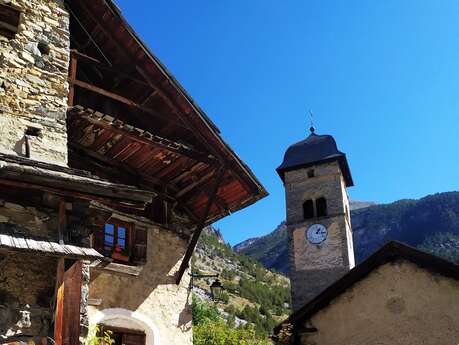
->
[65,0,268,282]
[0,154,155,210]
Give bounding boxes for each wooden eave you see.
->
[0,154,154,209]
[65,0,268,227]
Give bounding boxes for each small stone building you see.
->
[0,1,266,345]
[273,241,459,345]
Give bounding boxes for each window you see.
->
[93,219,147,265]
[103,222,131,262]
[307,169,315,178]
[316,197,328,217]
[303,199,314,219]
[0,4,20,39]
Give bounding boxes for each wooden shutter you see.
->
[93,227,104,254]
[54,260,83,345]
[132,228,147,264]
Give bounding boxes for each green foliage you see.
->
[85,325,114,345]
[194,228,291,340]
[238,278,290,315]
[194,319,270,345]
[236,305,277,337]
[192,295,270,345]
[192,296,220,326]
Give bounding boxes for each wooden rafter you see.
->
[69,144,200,224]
[175,168,225,284]
[68,106,218,166]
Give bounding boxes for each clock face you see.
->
[306,224,328,244]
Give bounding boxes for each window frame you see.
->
[103,220,133,263]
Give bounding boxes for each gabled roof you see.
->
[65,0,267,226]
[277,132,353,186]
[274,241,459,334]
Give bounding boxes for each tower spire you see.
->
[309,110,316,134]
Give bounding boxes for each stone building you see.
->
[0,1,266,345]
[274,129,459,344]
[276,128,355,312]
[273,242,459,345]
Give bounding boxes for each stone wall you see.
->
[0,0,70,165]
[299,260,459,345]
[0,249,58,340]
[88,219,193,345]
[284,162,354,311]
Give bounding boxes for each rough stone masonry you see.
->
[0,0,70,165]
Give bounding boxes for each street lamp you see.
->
[210,278,223,301]
[190,273,224,302]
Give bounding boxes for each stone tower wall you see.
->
[284,161,354,311]
[0,0,70,165]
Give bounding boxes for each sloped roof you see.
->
[277,132,353,186]
[274,241,459,334]
[65,0,268,225]
[0,225,105,261]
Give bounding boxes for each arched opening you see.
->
[316,197,327,217]
[303,199,314,219]
[90,308,160,345]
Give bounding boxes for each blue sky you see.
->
[116,0,459,245]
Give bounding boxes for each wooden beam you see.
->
[69,145,200,224]
[0,178,146,210]
[69,107,218,166]
[71,49,153,88]
[176,168,224,284]
[68,78,190,131]
[74,2,199,134]
[53,258,65,345]
[175,170,215,198]
[68,52,78,106]
[58,199,66,244]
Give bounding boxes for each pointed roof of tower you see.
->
[276,130,354,186]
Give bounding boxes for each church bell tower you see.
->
[277,127,355,311]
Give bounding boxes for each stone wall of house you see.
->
[284,161,354,311]
[298,260,459,345]
[0,249,58,340]
[0,0,70,165]
[88,219,193,345]
[0,199,92,343]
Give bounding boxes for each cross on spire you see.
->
[309,110,316,134]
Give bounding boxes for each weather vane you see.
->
[309,110,316,133]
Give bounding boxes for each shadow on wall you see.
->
[0,251,57,339]
[88,229,192,327]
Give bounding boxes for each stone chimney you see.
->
[0,0,70,165]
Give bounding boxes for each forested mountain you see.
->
[235,191,459,274]
[192,227,291,342]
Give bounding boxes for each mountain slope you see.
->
[235,191,459,273]
[192,227,291,338]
